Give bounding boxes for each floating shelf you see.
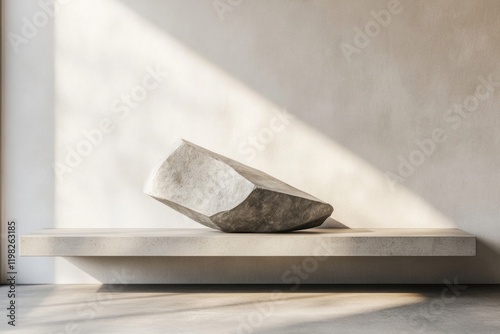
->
[20,228,476,257]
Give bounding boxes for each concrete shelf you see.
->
[20,228,476,257]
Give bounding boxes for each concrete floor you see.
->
[0,285,499,334]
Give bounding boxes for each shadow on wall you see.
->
[118,0,500,235]
[115,0,499,277]
[116,0,499,226]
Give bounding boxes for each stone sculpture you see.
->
[144,140,333,232]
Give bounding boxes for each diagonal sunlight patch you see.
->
[55,0,453,283]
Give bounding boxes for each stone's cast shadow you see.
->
[316,217,349,229]
[287,217,354,233]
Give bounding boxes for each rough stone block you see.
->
[144,140,333,232]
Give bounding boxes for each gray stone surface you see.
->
[144,140,333,232]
